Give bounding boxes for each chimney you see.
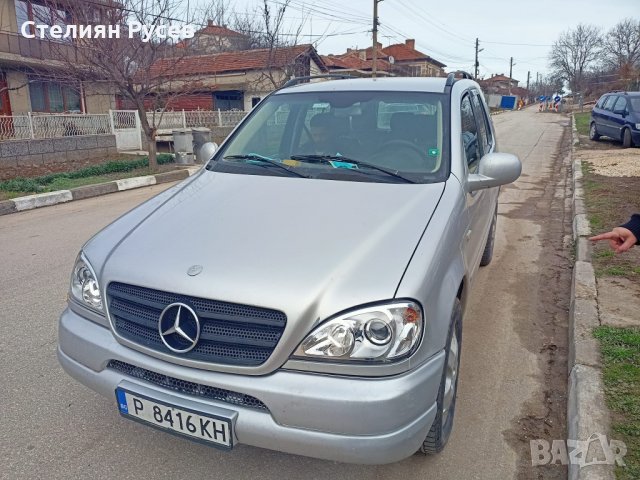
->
[405,39,415,49]
[376,42,382,49]
[207,19,213,27]
[347,48,353,53]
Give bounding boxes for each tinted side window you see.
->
[613,96,627,113]
[595,96,606,108]
[470,92,492,154]
[602,96,617,111]
[461,94,480,172]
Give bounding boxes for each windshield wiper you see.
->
[290,154,415,184]
[222,154,309,178]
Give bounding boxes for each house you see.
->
[140,44,327,112]
[321,50,393,77]
[177,21,250,54]
[478,74,530,109]
[0,0,115,114]
[478,74,520,92]
[369,39,446,77]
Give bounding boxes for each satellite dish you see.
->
[388,56,395,64]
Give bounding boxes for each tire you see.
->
[589,123,600,141]
[420,298,462,454]
[622,128,633,148]
[480,206,498,267]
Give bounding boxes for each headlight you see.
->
[292,301,423,362]
[635,123,640,130]
[70,253,103,312]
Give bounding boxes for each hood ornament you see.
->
[187,265,203,276]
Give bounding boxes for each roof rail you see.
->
[444,70,475,93]
[281,74,356,89]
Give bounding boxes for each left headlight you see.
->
[70,252,103,313]
[292,301,423,363]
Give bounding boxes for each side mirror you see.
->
[200,142,218,162]
[613,109,626,116]
[467,152,521,191]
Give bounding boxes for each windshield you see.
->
[209,89,449,183]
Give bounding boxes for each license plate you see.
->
[116,387,233,449]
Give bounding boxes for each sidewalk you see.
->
[568,116,640,480]
[0,166,201,216]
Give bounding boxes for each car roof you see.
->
[274,77,452,95]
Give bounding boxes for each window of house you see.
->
[15,0,70,39]
[29,80,81,112]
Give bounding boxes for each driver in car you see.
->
[301,113,338,155]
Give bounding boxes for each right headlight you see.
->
[292,301,423,363]
[69,252,103,313]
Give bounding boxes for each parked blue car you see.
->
[590,91,640,147]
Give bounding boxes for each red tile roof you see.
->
[149,45,325,77]
[322,51,391,72]
[381,43,446,68]
[482,74,519,83]
[197,25,246,38]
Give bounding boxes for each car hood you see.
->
[89,170,446,373]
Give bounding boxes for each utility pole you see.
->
[526,71,530,91]
[509,57,515,95]
[474,38,483,80]
[372,0,382,78]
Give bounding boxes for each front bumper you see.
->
[58,307,444,464]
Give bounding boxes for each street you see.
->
[0,108,571,480]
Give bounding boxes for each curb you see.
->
[567,115,615,480]
[0,166,201,216]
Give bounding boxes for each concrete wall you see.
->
[0,134,118,169]
[0,0,18,32]
[83,82,116,113]
[6,70,31,114]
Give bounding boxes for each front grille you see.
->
[107,282,286,366]
[107,360,269,411]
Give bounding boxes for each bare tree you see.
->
[44,0,204,171]
[603,18,640,70]
[549,24,602,93]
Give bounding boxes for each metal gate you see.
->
[110,110,142,151]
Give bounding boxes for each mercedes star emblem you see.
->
[187,265,203,276]
[158,303,201,353]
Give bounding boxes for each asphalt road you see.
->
[0,108,571,480]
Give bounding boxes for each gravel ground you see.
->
[577,148,640,177]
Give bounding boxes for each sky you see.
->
[199,0,638,87]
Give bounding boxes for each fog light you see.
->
[365,318,392,345]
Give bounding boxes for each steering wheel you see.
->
[371,140,426,170]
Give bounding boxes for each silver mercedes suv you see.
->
[58,75,521,464]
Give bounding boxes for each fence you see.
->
[0,113,111,141]
[148,110,248,131]
[0,109,248,144]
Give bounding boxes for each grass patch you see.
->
[574,112,591,136]
[581,159,640,281]
[0,154,174,199]
[594,326,640,479]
